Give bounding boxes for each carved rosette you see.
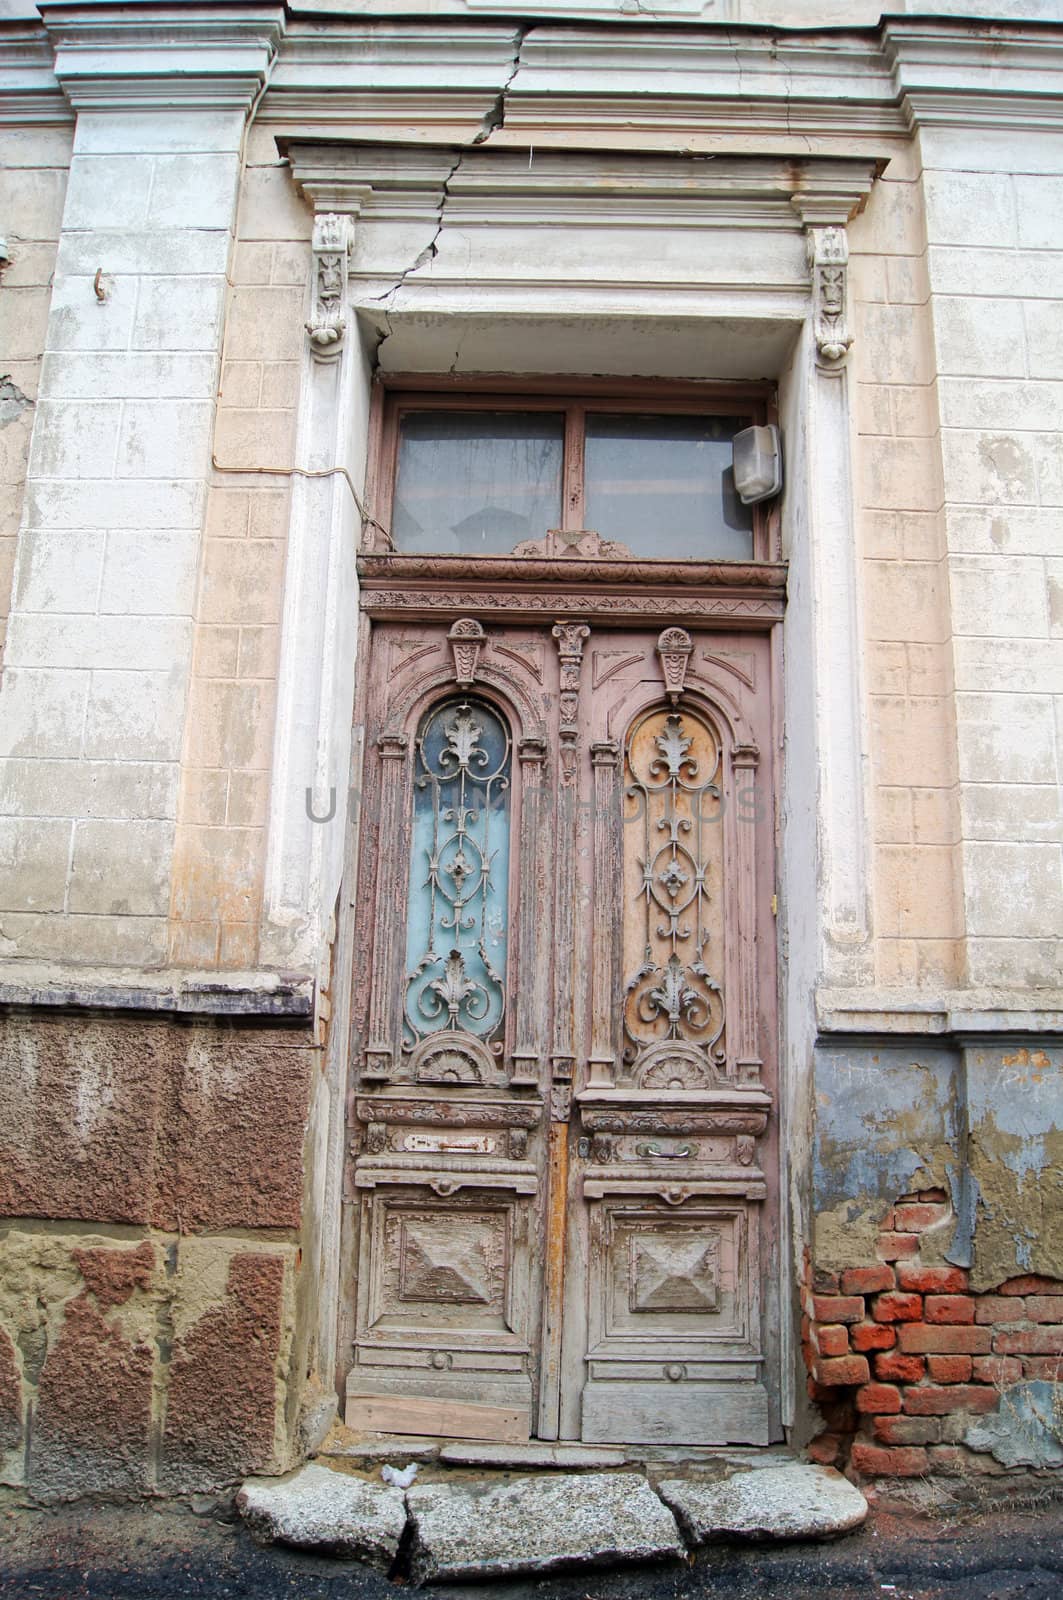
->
[306,212,355,362]
[806,225,852,372]
[656,626,693,704]
[447,617,485,687]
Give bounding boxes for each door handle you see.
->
[636,1142,694,1159]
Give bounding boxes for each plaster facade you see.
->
[0,0,1060,1493]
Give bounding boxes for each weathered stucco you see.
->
[0,1013,317,1229]
[814,1045,1063,1290]
[0,1012,317,1494]
[966,1048,1063,1292]
[814,1048,960,1273]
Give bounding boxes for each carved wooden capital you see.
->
[306,212,354,363]
[376,729,409,759]
[731,742,760,770]
[590,739,620,768]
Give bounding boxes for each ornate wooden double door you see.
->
[344,609,781,1444]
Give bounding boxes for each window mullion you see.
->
[563,404,586,531]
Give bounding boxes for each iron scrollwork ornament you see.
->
[402,696,512,1082]
[622,705,727,1083]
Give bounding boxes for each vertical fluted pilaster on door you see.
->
[363,729,409,1080]
[549,622,589,1121]
[511,735,549,1088]
[731,742,762,1085]
[588,740,621,1089]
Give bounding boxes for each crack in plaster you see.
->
[370,27,530,368]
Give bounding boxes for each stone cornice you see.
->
[283,139,881,229]
[37,0,285,111]
[0,21,70,123]
[885,19,1063,129]
[817,986,1063,1043]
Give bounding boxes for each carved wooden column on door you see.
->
[363,728,409,1080]
[549,621,589,1119]
[588,739,620,1090]
[731,740,762,1083]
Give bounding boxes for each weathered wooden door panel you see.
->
[345,622,555,1433]
[344,616,780,1444]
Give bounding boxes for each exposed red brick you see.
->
[74,1241,154,1308]
[873,1291,923,1323]
[974,1295,1022,1324]
[850,1442,928,1477]
[898,1188,948,1204]
[807,1433,843,1466]
[812,1295,864,1325]
[815,1354,871,1387]
[927,1445,1005,1477]
[902,1384,999,1416]
[893,1202,950,1232]
[873,1414,941,1445]
[876,1232,920,1261]
[814,1323,850,1358]
[971,1356,1022,1385]
[998,1275,1063,1296]
[994,1325,1063,1356]
[899,1324,991,1354]
[161,1251,287,1490]
[1021,1356,1063,1380]
[1025,1296,1063,1323]
[0,1327,22,1456]
[33,1294,153,1497]
[896,1263,969,1295]
[852,1321,896,1352]
[841,1265,895,1296]
[875,1351,926,1383]
[855,1382,902,1415]
[926,1354,973,1383]
[924,1295,975,1325]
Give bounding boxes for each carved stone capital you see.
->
[805,224,852,372]
[306,212,355,362]
[377,728,409,760]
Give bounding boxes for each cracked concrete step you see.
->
[406,1469,685,1582]
[438,1441,627,1469]
[236,1463,406,1568]
[657,1462,868,1543]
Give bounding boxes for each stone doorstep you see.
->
[237,1458,869,1581]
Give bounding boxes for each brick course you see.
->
[804,1197,1063,1482]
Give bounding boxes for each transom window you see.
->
[369,383,774,562]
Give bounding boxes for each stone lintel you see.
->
[0,962,314,1019]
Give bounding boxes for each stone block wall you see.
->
[0,126,72,656]
[0,1011,318,1495]
[849,152,964,990]
[168,122,313,970]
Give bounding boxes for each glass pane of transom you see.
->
[393,411,564,554]
[585,414,753,559]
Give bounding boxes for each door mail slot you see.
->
[403,1132,496,1154]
